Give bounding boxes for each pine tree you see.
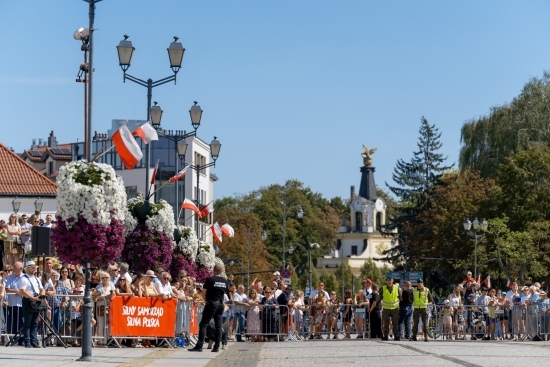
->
[386,116,454,211]
[384,117,454,264]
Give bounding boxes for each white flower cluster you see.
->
[176,225,199,261]
[196,241,216,270]
[56,161,127,226]
[145,199,175,240]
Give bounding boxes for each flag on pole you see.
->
[221,224,234,237]
[506,278,511,288]
[181,198,201,217]
[112,124,143,169]
[212,222,223,244]
[199,201,214,219]
[169,165,189,182]
[254,281,263,293]
[476,275,480,284]
[150,159,159,185]
[131,122,159,144]
[483,275,491,289]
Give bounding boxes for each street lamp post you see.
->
[463,218,488,280]
[246,228,267,290]
[116,35,185,197]
[11,197,21,214]
[34,198,43,218]
[288,242,320,293]
[182,137,221,238]
[150,101,203,222]
[281,201,304,269]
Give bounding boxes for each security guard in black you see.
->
[189,264,228,352]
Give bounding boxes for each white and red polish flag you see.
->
[132,122,158,144]
[169,165,189,182]
[112,124,143,169]
[181,198,201,217]
[221,224,235,237]
[483,275,491,289]
[199,201,214,219]
[212,222,223,244]
[150,159,159,185]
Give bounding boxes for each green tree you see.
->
[385,117,454,267]
[359,259,390,287]
[460,72,550,178]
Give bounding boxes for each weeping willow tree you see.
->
[460,72,550,177]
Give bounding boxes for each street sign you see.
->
[387,271,424,285]
[283,278,291,285]
[281,268,291,278]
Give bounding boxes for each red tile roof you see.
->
[0,143,57,196]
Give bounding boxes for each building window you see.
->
[355,212,362,232]
[351,245,358,256]
[48,161,54,176]
[194,152,206,169]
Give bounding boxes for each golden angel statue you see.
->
[361,145,377,166]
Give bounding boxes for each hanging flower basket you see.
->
[51,161,127,265]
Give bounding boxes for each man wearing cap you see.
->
[398,281,413,340]
[18,261,45,348]
[412,279,432,342]
[189,263,228,353]
[381,275,401,341]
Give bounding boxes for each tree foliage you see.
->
[460,72,550,177]
[214,180,345,288]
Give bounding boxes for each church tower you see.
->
[316,146,393,272]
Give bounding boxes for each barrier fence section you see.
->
[3,293,548,345]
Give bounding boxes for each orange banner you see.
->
[189,303,198,335]
[109,296,177,337]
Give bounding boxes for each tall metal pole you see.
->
[474,235,478,281]
[282,203,287,269]
[80,0,101,361]
[195,164,200,236]
[78,262,93,361]
[145,80,153,197]
[174,140,179,223]
[341,244,345,301]
[247,228,251,290]
[85,0,99,161]
[308,245,312,296]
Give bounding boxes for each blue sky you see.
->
[2,1,550,201]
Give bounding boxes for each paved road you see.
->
[2,339,550,367]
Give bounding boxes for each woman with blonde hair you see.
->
[6,214,21,265]
[92,270,114,346]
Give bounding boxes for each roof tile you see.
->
[0,143,57,196]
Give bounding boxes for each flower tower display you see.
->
[171,225,218,282]
[122,195,176,275]
[51,161,127,265]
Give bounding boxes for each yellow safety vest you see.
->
[382,284,399,309]
[413,287,430,308]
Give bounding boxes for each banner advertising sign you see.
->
[109,296,177,337]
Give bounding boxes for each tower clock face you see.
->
[353,199,363,211]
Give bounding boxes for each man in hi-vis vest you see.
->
[412,279,432,342]
[381,274,401,340]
